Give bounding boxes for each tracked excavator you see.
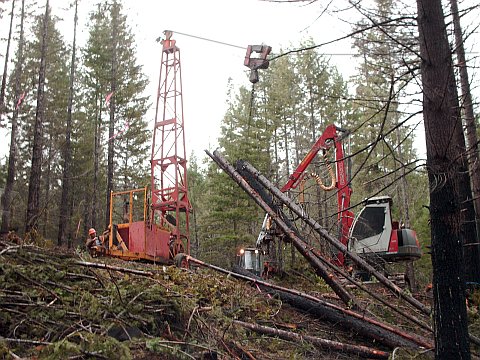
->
[237,124,422,276]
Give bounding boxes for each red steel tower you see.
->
[151,30,191,256]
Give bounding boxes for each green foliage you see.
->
[146,338,193,359]
[40,333,132,360]
[197,41,355,270]
[80,0,150,230]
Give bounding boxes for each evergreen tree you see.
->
[82,0,150,231]
[22,0,70,239]
[199,82,270,268]
[199,44,353,268]
[186,152,207,258]
[350,0,418,201]
[25,0,49,236]
[57,0,78,247]
[450,0,480,283]
[1,0,25,235]
[0,0,15,120]
[417,0,471,356]
[293,42,353,234]
[350,0,427,287]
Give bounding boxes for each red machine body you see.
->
[150,30,191,257]
[255,124,421,268]
[98,32,191,263]
[280,124,354,265]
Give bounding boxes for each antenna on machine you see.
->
[151,30,191,257]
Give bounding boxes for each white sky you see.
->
[1,0,479,163]
[105,0,360,163]
[0,0,360,164]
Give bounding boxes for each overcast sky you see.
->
[0,0,361,163]
[1,0,479,163]
[89,0,360,163]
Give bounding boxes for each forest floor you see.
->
[1,238,479,360]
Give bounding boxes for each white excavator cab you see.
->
[348,196,422,262]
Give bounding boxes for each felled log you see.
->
[75,261,155,277]
[310,246,433,333]
[206,149,360,310]
[186,254,432,350]
[231,264,433,350]
[235,157,431,316]
[233,320,390,359]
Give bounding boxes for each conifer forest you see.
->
[0,0,479,359]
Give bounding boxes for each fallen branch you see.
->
[75,261,155,277]
[207,149,360,309]
[233,320,390,359]
[236,156,432,316]
[187,255,432,349]
[0,337,51,346]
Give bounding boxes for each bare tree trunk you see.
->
[416,0,471,358]
[283,117,296,268]
[58,0,78,246]
[0,0,15,119]
[395,123,417,291]
[273,127,279,185]
[42,135,53,237]
[106,3,118,229]
[92,90,100,229]
[450,0,480,284]
[216,153,360,308]
[191,258,432,350]
[235,156,431,315]
[1,0,24,235]
[233,320,390,359]
[26,0,49,235]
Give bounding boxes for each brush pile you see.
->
[0,239,438,359]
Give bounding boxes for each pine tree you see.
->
[199,44,353,268]
[25,0,49,236]
[450,0,480,283]
[0,0,15,120]
[293,42,353,234]
[1,0,25,235]
[82,0,150,231]
[11,2,74,239]
[57,0,79,247]
[199,83,270,268]
[186,152,207,258]
[417,0,471,356]
[350,0,426,287]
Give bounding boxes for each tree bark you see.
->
[416,0,471,358]
[58,0,78,246]
[1,0,24,235]
[0,0,15,119]
[233,320,391,359]
[450,0,480,284]
[26,0,49,235]
[106,2,119,229]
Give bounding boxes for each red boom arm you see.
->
[281,124,353,265]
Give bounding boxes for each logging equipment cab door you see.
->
[348,196,422,262]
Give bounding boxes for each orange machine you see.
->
[92,31,191,264]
